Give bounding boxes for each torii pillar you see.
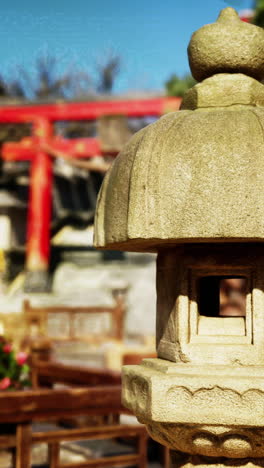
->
[24,118,53,292]
[3,120,102,292]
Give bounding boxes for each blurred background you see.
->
[0,1,261,465]
[0,0,260,366]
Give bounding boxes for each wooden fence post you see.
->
[16,422,31,468]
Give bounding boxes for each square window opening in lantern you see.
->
[188,269,253,343]
[197,276,248,337]
[198,276,247,318]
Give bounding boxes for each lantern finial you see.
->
[217,7,240,22]
[188,7,264,82]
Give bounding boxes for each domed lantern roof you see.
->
[94,8,264,252]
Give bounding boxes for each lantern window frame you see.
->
[188,267,253,345]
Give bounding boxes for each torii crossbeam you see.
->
[0,97,181,291]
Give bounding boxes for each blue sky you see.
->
[1,0,253,94]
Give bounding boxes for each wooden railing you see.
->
[23,290,126,345]
[0,388,147,468]
[30,360,122,389]
[0,361,147,468]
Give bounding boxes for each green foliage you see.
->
[0,338,31,390]
[165,74,196,97]
[253,0,264,27]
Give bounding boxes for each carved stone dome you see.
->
[94,9,264,252]
[188,8,264,82]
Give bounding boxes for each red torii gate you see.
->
[0,97,181,291]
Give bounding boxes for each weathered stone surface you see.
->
[148,423,264,458]
[123,359,264,428]
[156,244,264,366]
[181,74,264,110]
[94,7,264,468]
[94,77,264,251]
[170,451,264,468]
[188,8,264,82]
[94,8,264,252]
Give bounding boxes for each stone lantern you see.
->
[94,8,264,468]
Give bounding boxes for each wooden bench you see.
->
[0,360,147,468]
[0,290,127,359]
[30,359,122,389]
[23,289,126,344]
[22,291,127,368]
[0,386,147,468]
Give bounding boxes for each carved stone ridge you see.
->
[146,423,264,458]
[122,361,264,426]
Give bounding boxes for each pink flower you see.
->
[0,377,11,390]
[3,344,12,353]
[16,352,28,366]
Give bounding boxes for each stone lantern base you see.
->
[170,451,264,468]
[123,359,264,461]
